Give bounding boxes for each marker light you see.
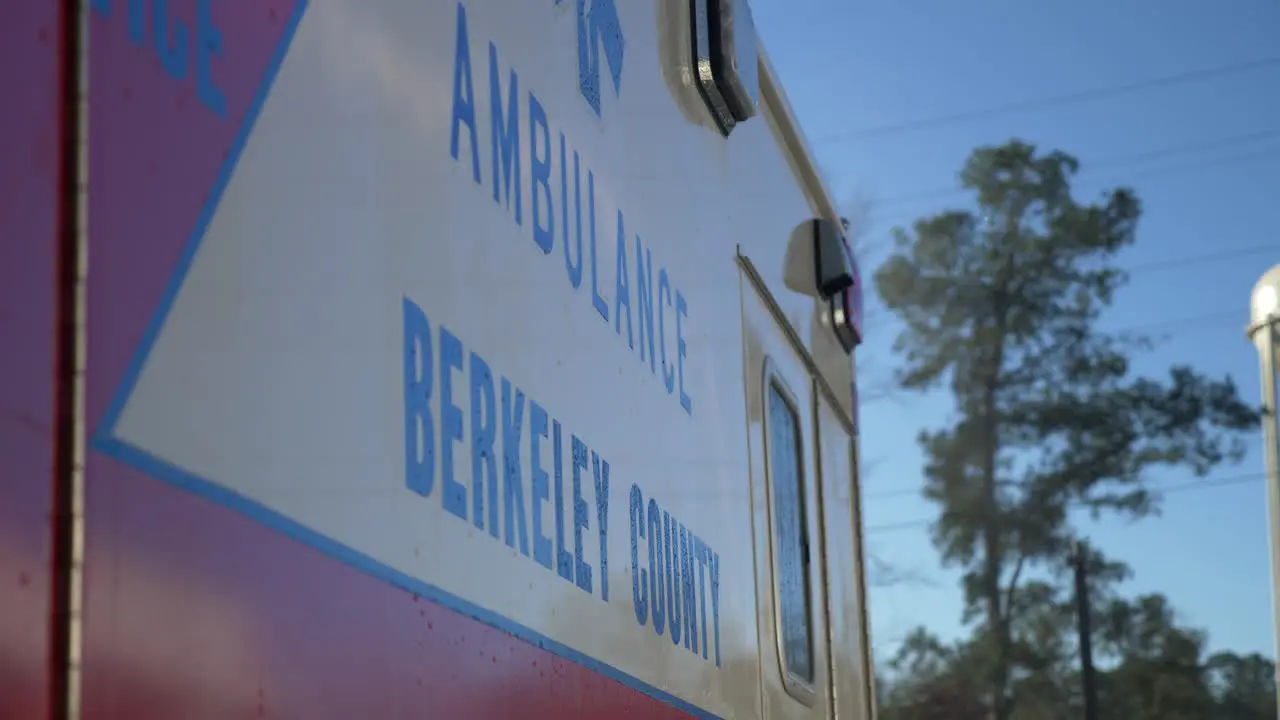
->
[831,237,864,352]
[692,0,760,136]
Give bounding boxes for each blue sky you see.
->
[750,0,1280,662]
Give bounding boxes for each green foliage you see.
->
[872,139,1262,718]
[877,599,1277,720]
[879,630,990,720]
[1095,594,1214,719]
[1207,651,1279,719]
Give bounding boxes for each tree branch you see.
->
[1003,550,1027,618]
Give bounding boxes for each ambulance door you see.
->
[741,262,832,720]
[814,387,876,719]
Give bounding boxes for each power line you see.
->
[861,306,1252,506]
[864,143,1280,228]
[865,445,1245,501]
[870,128,1280,209]
[863,472,1265,534]
[871,304,1244,393]
[856,254,1264,352]
[1123,245,1278,275]
[869,144,1280,220]
[1121,308,1240,334]
[864,486,929,502]
[815,56,1280,143]
[859,308,1249,504]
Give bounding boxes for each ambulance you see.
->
[1,0,875,717]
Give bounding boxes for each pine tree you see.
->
[873,139,1260,719]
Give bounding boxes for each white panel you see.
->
[817,395,874,719]
[110,0,765,715]
[105,0,860,716]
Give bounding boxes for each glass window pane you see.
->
[768,382,813,684]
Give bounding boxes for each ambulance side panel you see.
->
[80,0,860,718]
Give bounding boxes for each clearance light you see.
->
[831,236,864,352]
[692,0,760,136]
[808,218,863,353]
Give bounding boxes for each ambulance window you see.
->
[767,378,814,688]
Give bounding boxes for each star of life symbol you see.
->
[557,0,625,116]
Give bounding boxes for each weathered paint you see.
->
[0,1,63,717]
[77,1,869,718]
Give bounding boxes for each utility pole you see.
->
[1072,540,1099,720]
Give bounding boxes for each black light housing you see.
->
[780,217,865,353]
[813,218,852,298]
[830,235,864,352]
[809,218,863,352]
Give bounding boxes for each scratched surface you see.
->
[0,1,62,717]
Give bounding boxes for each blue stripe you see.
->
[89,2,724,717]
[94,0,311,447]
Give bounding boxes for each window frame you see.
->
[761,357,817,705]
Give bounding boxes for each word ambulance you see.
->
[447,3,696,419]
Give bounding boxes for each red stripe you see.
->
[82,464,700,718]
[0,1,63,717]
